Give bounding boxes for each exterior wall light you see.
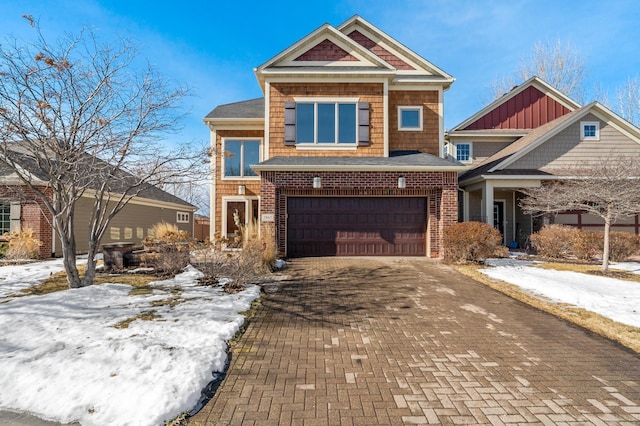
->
[398,177,406,189]
[313,177,322,189]
[238,185,246,195]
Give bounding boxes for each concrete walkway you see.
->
[190,257,640,425]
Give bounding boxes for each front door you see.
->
[493,201,505,244]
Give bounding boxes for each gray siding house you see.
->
[447,77,640,246]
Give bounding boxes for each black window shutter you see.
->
[284,102,296,146]
[357,102,370,146]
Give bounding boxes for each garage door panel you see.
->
[287,197,426,257]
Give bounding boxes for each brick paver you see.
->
[190,257,640,425]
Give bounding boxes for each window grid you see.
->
[296,102,357,144]
[581,121,600,140]
[0,202,9,234]
[456,143,471,162]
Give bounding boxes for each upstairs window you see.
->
[456,143,471,162]
[284,99,369,147]
[296,102,357,144]
[223,139,260,178]
[398,106,423,131]
[581,121,600,140]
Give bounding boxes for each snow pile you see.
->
[481,259,640,328]
[0,265,260,425]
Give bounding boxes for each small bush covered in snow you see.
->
[443,222,507,264]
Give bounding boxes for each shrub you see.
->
[571,230,601,261]
[529,225,577,259]
[194,221,279,293]
[3,228,43,260]
[608,232,640,262]
[143,222,192,274]
[145,222,189,244]
[443,222,506,264]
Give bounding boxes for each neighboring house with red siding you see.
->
[447,76,640,247]
[204,15,466,257]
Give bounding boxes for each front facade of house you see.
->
[205,16,465,257]
[447,77,640,247]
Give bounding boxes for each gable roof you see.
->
[337,16,454,83]
[254,15,454,90]
[450,76,581,133]
[1,143,195,209]
[459,102,640,184]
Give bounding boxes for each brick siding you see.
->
[0,185,53,258]
[260,170,458,257]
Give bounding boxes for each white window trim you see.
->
[455,142,473,163]
[580,121,600,140]
[176,211,190,223]
[221,138,262,181]
[293,97,360,146]
[398,106,423,131]
[221,196,260,240]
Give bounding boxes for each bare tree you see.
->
[490,39,586,102]
[520,157,640,272]
[0,17,201,288]
[616,76,640,126]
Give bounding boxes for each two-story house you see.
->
[204,16,465,257]
[447,76,640,247]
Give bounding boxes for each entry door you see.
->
[493,201,505,242]
[224,199,259,247]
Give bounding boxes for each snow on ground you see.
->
[482,257,640,328]
[0,262,260,426]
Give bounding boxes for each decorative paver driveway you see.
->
[190,257,640,425]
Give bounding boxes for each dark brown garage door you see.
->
[287,197,426,257]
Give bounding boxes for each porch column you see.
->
[481,181,494,226]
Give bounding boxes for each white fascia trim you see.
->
[264,81,271,161]
[294,144,358,151]
[459,174,553,188]
[446,132,527,139]
[203,118,264,131]
[259,69,396,78]
[438,87,444,158]
[252,164,469,172]
[589,106,640,144]
[210,128,217,240]
[294,96,360,103]
[383,79,389,157]
[388,83,451,91]
[80,190,197,212]
[257,24,394,72]
[336,15,455,81]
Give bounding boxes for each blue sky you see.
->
[2,0,639,146]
